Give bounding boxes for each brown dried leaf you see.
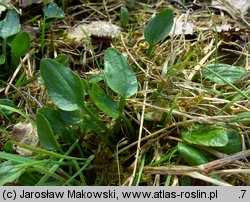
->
[11,121,39,156]
[218,27,250,46]
[67,21,121,45]
[170,17,194,36]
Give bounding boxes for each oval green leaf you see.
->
[181,124,228,147]
[43,2,65,19]
[144,8,174,46]
[104,47,138,98]
[120,6,129,27]
[90,83,119,118]
[58,108,84,125]
[38,107,66,134]
[178,142,209,166]
[40,58,84,111]
[212,127,242,154]
[0,10,21,39]
[36,113,60,150]
[203,63,247,84]
[0,98,16,116]
[11,32,30,57]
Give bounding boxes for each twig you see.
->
[128,78,148,186]
[125,150,250,182]
[5,48,36,96]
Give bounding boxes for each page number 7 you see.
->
[240,190,246,198]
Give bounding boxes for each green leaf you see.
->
[104,47,138,98]
[181,124,228,147]
[203,63,247,84]
[0,152,35,163]
[0,54,5,65]
[12,141,84,160]
[11,32,30,57]
[55,54,69,66]
[4,141,14,153]
[0,98,16,116]
[82,79,89,96]
[0,161,25,186]
[43,2,65,19]
[212,127,241,154]
[180,176,192,186]
[0,10,21,39]
[38,107,66,133]
[10,53,20,68]
[144,8,173,46]
[120,6,129,27]
[36,113,60,150]
[90,83,119,118]
[40,58,84,111]
[178,142,209,166]
[58,108,83,125]
[88,73,104,84]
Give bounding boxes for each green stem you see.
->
[35,140,79,185]
[61,0,65,11]
[150,82,165,100]
[113,96,126,134]
[28,167,68,184]
[2,38,8,71]
[216,87,250,115]
[83,116,114,149]
[82,104,115,141]
[146,44,155,57]
[62,155,94,185]
[41,19,46,55]
[114,97,136,139]
[134,153,146,186]
[120,113,136,140]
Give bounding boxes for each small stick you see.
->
[125,150,250,175]
[5,49,36,96]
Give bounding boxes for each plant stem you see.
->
[120,113,136,140]
[113,96,126,134]
[150,82,165,100]
[134,153,146,186]
[41,19,46,55]
[82,104,116,141]
[83,116,114,149]
[35,140,79,185]
[146,44,155,57]
[2,38,8,71]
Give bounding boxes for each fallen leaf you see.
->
[19,0,52,8]
[67,21,121,45]
[11,121,39,156]
[212,0,250,17]
[170,17,193,36]
[218,27,250,47]
[216,24,233,32]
